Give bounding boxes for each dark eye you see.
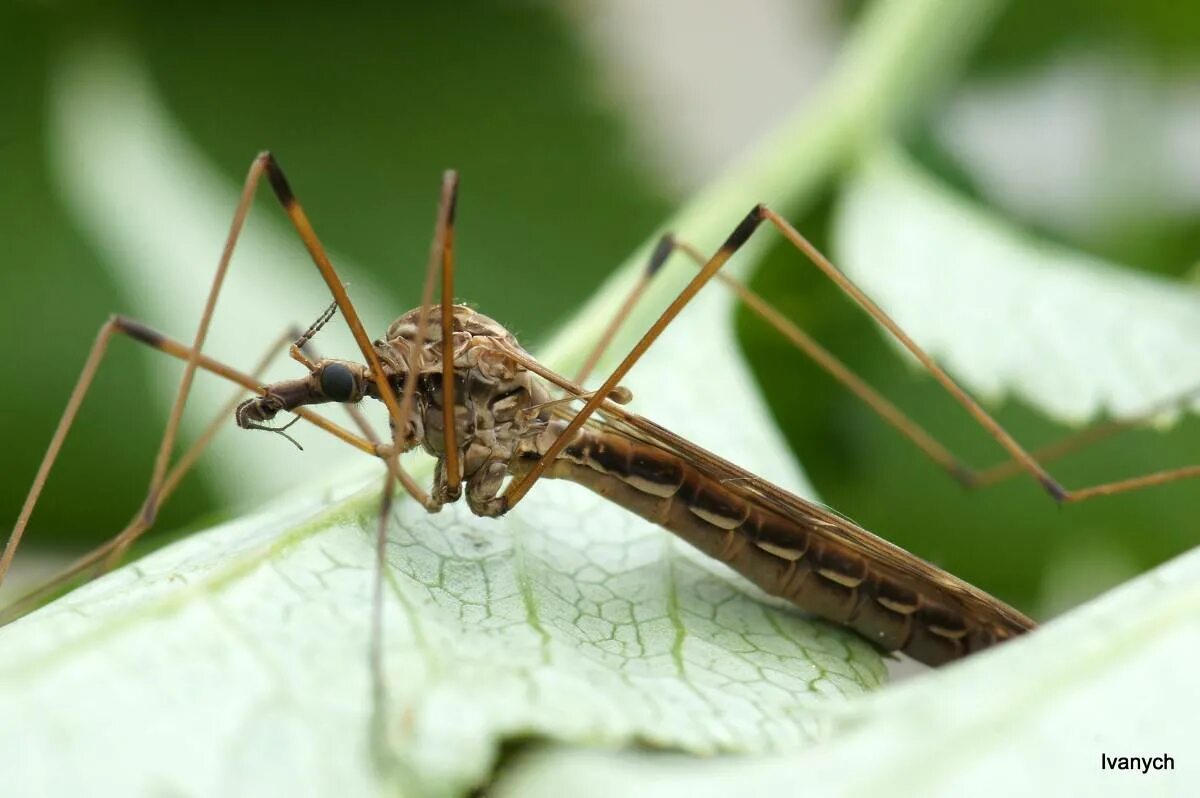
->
[320,362,356,402]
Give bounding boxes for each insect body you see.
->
[242,303,1034,666]
[7,154,1194,665]
[239,306,556,517]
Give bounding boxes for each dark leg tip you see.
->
[113,315,166,348]
[1040,476,1069,503]
[442,170,460,223]
[720,205,766,253]
[263,155,296,207]
[646,234,676,276]
[950,463,979,489]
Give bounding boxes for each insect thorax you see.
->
[376,305,553,501]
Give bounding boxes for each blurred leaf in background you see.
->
[745,0,1200,617]
[0,1,669,565]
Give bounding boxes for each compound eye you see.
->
[320,362,356,402]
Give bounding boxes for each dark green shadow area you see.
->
[740,162,1200,616]
[1,2,668,552]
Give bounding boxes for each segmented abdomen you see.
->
[544,428,1032,667]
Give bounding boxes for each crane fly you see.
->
[4,154,1199,668]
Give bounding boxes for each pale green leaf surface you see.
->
[48,38,392,509]
[493,540,1200,797]
[0,247,884,798]
[835,147,1200,426]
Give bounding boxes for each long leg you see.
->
[254,153,434,508]
[756,208,1200,502]
[395,170,461,503]
[573,235,675,387]
[1,323,300,621]
[969,384,1200,487]
[0,316,384,595]
[13,152,436,594]
[500,208,768,510]
[368,468,396,759]
[438,172,461,499]
[104,325,304,568]
[574,233,971,483]
[666,236,1200,493]
[504,206,1200,510]
[358,171,462,763]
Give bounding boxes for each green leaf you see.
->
[46,36,424,515]
[492,540,1200,797]
[971,0,1200,75]
[834,146,1200,426]
[3,3,671,548]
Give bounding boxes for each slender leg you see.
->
[103,326,302,568]
[0,324,306,621]
[396,170,461,503]
[359,171,462,759]
[502,206,1200,511]
[438,172,462,500]
[969,384,1200,487]
[573,234,675,387]
[368,468,396,760]
[500,207,768,511]
[670,235,972,479]
[576,233,972,484]
[14,152,434,583]
[675,237,1200,491]
[1,321,117,584]
[119,317,381,453]
[573,232,1200,495]
[254,153,433,508]
[669,237,1200,492]
[756,207,1200,502]
[0,317,385,595]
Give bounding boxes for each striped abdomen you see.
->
[542,428,1033,667]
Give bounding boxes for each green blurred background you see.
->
[1,0,1198,619]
